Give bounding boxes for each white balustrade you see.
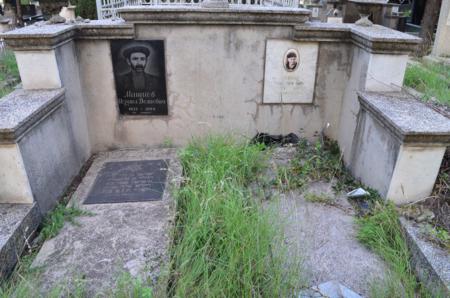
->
[97,0,299,19]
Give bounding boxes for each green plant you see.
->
[0,50,20,98]
[276,138,359,193]
[169,136,302,297]
[404,61,450,107]
[421,224,450,252]
[357,202,434,297]
[275,165,303,190]
[73,0,97,19]
[402,9,412,17]
[40,204,93,240]
[0,251,41,298]
[304,192,334,205]
[110,272,153,298]
[161,137,174,148]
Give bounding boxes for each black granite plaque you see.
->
[111,40,168,116]
[83,160,169,204]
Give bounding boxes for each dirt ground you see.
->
[265,146,388,297]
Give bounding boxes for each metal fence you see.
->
[96,0,300,19]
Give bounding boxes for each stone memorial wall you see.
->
[1,6,438,213]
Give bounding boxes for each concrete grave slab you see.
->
[31,148,181,295]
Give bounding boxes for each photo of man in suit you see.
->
[284,50,299,72]
[112,40,168,115]
[117,45,162,95]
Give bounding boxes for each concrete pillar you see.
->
[432,0,450,57]
[387,145,446,203]
[338,47,409,164]
[0,144,34,204]
[15,50,62,89]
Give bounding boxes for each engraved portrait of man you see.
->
[118,44,162,94]
[111,40,168,116]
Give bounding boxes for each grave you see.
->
[0,2,448,289]
[31,149,181,295]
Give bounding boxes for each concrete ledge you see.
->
[293,23,421,54]
[400,218,449,296]
[351,24,421,54]
[0,203,41,280]
[76,21,135,40]
[293,22,352,42]
[2,15,419,55]
[118,5,310,25]
[0,89,65,144]
[1,20,134,50]
[358,92,450,145]
[0,25,77,51]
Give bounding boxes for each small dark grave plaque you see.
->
[84,160,169,204]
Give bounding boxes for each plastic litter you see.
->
[347,187,369,198]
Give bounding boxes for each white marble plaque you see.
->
[263,40,319,104]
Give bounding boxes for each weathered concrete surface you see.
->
[299,280,363,298]
[0,144,34,204]
[400,218,450,296]
[78,26,353,150]
[19,103,85,214]
[55,41,91,170]
[268,147,387,297]
[352,92,449,204]
[0,88,78,210]
[358,92,450,144]
[31,149,181,295]
[15,51,62,89]
[0,203,41,280]
[351,108,401,199]
[337,46,409,166]
[275,190,387,297]
[0,88,64,143]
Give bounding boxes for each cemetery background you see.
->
[0,0,449,297]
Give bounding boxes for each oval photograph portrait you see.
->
[283,49,299,72]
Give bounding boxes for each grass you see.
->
[40,203,93,241]
[304,192,334,205]
[110,273,153,298]
[0,204,94,297]
[420,224,450,252]
[275,138,442,296]
[404,60,450,107]
[0,49,20,98]
[356,202,443,298]
[274,138,369,196]
[169,136,301,297]
[1,265,154,298]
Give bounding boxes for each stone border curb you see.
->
[400,218,450,296]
